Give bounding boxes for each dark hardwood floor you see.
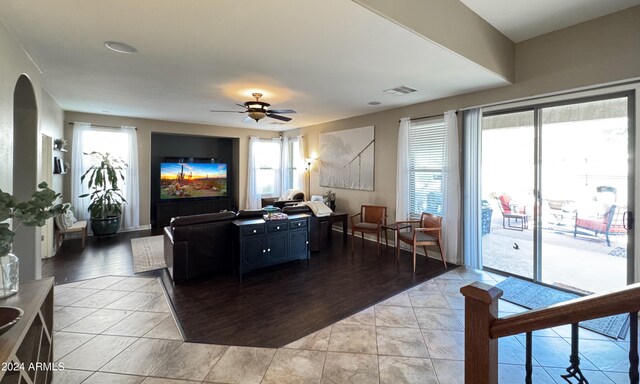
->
[43,228,453,348]
[42,228,165,284]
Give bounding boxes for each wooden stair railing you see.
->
[461,281,640,384]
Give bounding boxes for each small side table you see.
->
[382,223,413,261]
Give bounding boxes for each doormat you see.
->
[496,277,629,339]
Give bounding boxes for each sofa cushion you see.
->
[170,211,236,228]
[236,209,269,220]
[282,205,312,215]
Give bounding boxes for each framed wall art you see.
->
[319,126,374,191]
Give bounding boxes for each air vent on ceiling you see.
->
[383,85,418,95]
[269,122,286,125]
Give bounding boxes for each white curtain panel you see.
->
[443,110,461,264]
[246,137,261,209]
[71,122,91,221]
[271,138,283,198]
[294,135,305,194]
[280,136,291,195]
[463,108,483,269]
[121,126,139,230]
[395,117,411,222]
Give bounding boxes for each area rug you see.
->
[130,235,166,273]
[496,277,629,339]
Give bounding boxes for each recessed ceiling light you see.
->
[383,85,418,95]
[104,41,138,54]
[368,101,381,105]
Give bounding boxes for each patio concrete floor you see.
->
[482,213,627,293]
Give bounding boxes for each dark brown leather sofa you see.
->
[163,211,237,283]
[261,191,305,209]
[164,210,268,283]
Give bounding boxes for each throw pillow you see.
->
[55,210,77,230]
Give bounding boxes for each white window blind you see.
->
[409,117,446,216]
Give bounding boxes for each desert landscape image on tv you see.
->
[160,162,227,199]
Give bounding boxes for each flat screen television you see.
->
[160,162,227,199]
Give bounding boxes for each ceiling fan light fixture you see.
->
[248,110,266,122]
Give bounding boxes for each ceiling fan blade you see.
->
[268,109,296,114]
[210,110,246,113]
[243,116,255,123]
[236,103,247,108]
[267,113,292,122]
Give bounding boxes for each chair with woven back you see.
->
[350,205,388,255]
[396,212,446,273]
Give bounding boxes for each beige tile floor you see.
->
[52,269,635,383]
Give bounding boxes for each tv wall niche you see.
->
[151,133,239,227]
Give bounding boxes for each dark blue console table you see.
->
[233,214,310,280]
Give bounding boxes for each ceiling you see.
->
[0,1,637,131]
[459,0,640,43]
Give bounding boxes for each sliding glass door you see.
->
[481,111,535,278]
[481,93,634,293]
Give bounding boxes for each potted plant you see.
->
[323,190,336,211]
[79,151,128,236]
[0,182,68,297]
[53,138,67,151]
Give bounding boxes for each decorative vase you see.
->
[0,253,19,298]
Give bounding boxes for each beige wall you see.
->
[288,6,640,223]
[41,90,65,197]
[0,21,66,279]
[353,0,515,82]
[63,112,279,227]
[0,21,44,192]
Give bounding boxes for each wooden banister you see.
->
[459,282,503,384]
[461,281,640,384]
[492,282,640,338]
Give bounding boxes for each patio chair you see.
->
[574,204,626,246]
[396,212,446,273]
[496,194,528,231]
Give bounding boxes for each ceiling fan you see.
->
[210,93,296,123]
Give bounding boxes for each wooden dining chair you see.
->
[350,205,388,255]
[396,212,446,273]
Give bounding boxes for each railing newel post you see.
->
[460,281,503,384]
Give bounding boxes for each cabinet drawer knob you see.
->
[268,248,271,252]
[262,249,266,253]
[276,226,280,230]
[297,223,301,226]
[306,241,309,244]
[253,229,257,233]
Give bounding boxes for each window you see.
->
[248,136,305,208]
[72,124,139,229]
[409,117,446,216]
[284,137,303,191]
[253,139,281,196]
